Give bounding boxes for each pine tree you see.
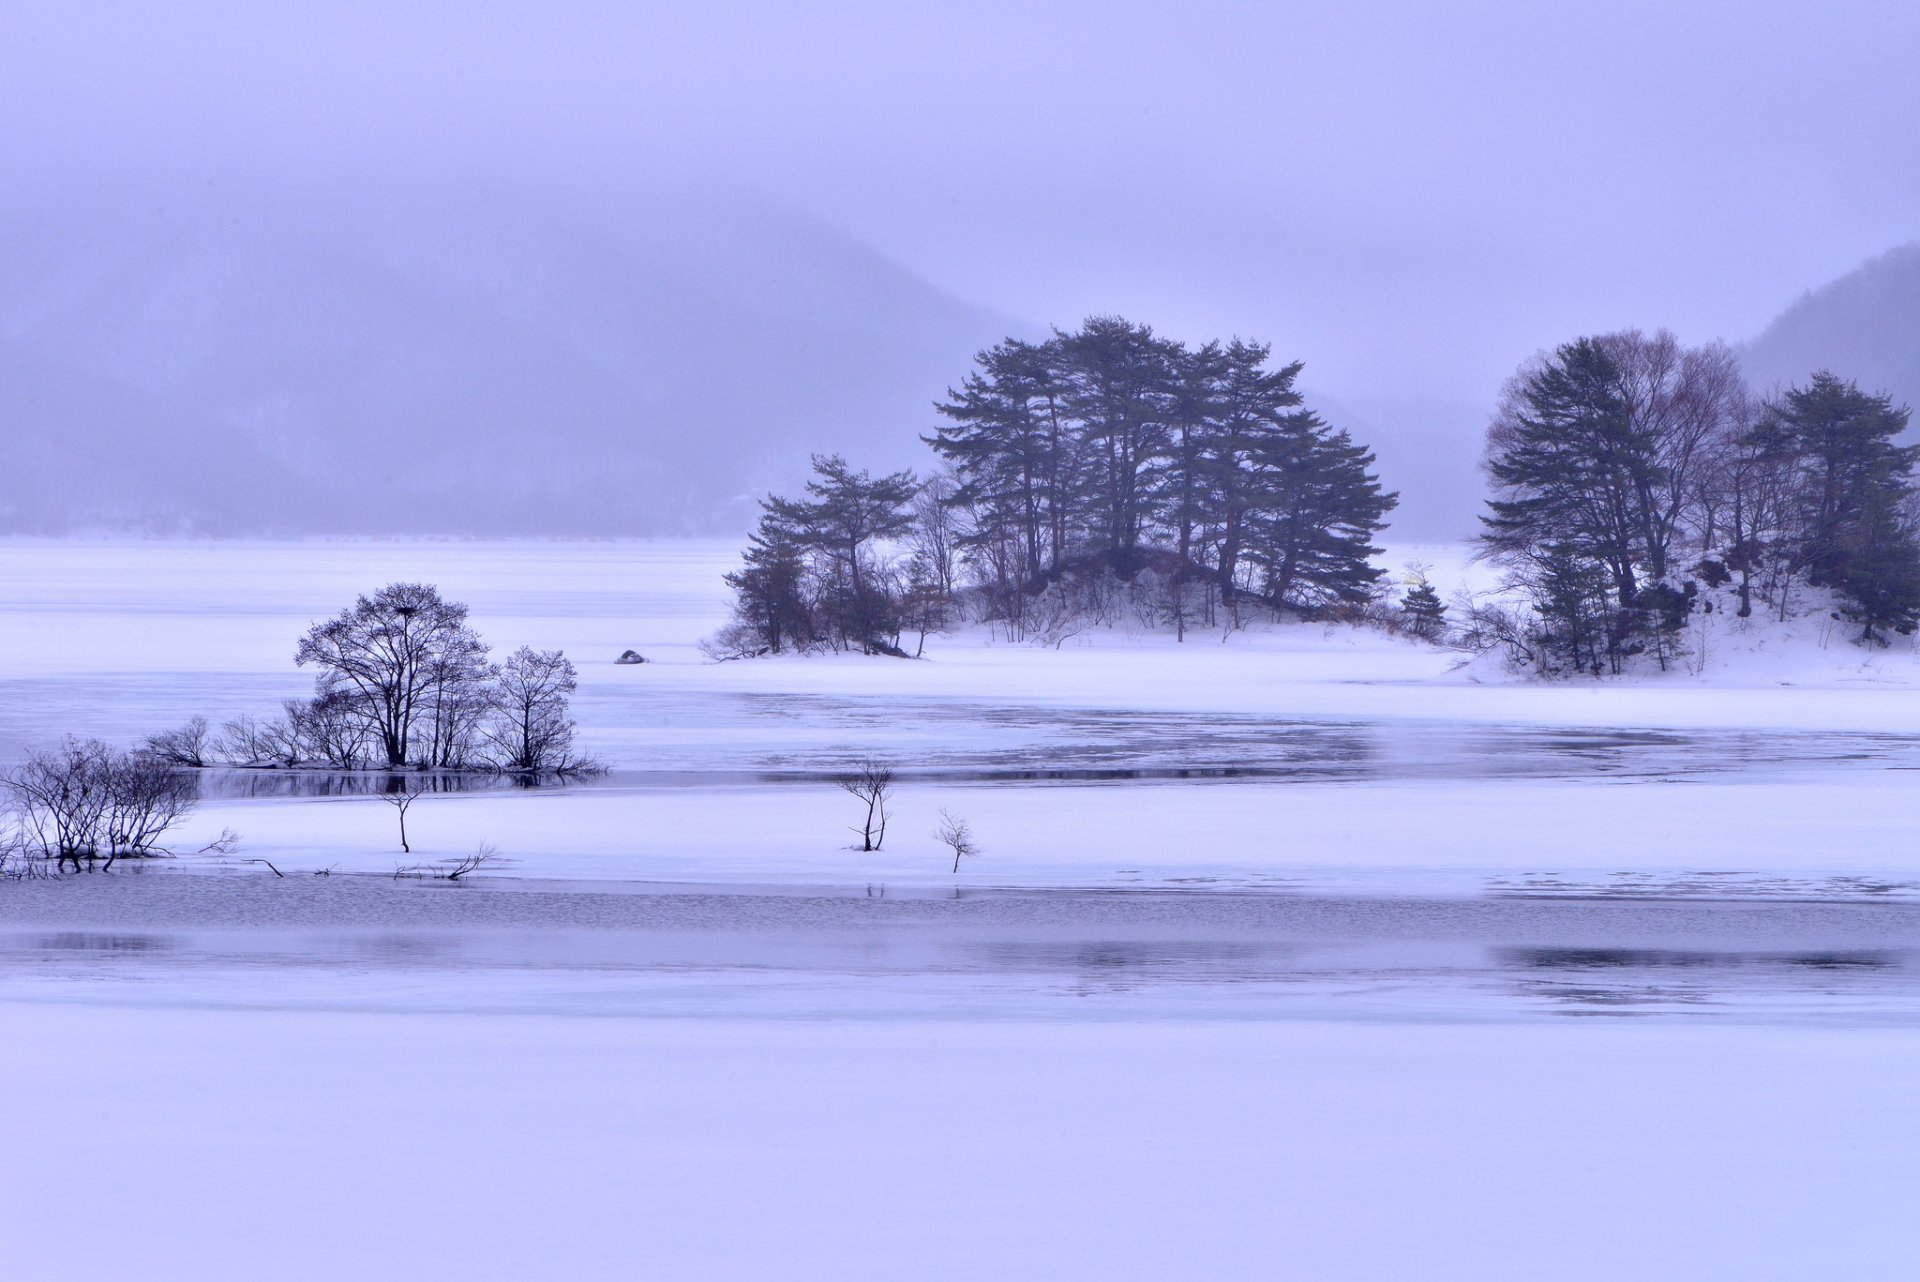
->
[1240,413,1397,612]
[1202,340,1307,601]
[926,338,1075,581]
[1528,544,1616,675]
[753,455,918,654]
[1400,580,1447,640]
[1055,316,1179,567]
[722,511,813,654]
[1831,484,1920,644]
[1480,338,1649,609]
[1750,372,1918,593]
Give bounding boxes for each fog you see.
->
[5,1,1917,537]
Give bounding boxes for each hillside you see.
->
[1741,242,1920,412]
[0,173,1020,535]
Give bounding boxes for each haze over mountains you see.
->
[1,173,1018,536]
[2,173,1913,542]
[11,182,1910,542]
[6,3,1919,544]
[1740,242,1920,413]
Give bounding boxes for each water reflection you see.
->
[1501,946,1901,970]
[194,769,573,800]
[35,931,176,954]
[615,691,1920,786]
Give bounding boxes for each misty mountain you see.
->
[1741,242,1920,413]
[0,174,1022,535]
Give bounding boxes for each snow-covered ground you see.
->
[2,537,1917,895]
[4,537,1919,1280]
[8,1004,1916,1282]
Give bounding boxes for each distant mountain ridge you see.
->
[1740,242,1920,412]
[0,173,1023,535]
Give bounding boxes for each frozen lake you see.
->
[5,539,1919,1280]
[5,875,1919,1025]
[5,537,1920,896]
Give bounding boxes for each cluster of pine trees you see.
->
[714,317,1399,657]
[1474,329,1920,673]
[716,317,1920,674]
[717,456,938,658]
[929,317,1397,635]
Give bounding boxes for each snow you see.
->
[4,536,1919,1279]
[3,536,1917,896]
[5,1007,1917,1281]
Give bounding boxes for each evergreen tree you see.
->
[1750,372,1918,590]
[1203,340,1307,601]
[1165,339,1227,577]
[1056,316,1179,566]
[741,455,918,655]
[1399,579,1447,640]
[726,317,1406,656]
[1240,413,1397,611]
[1528,544,1616,675]
[926,338,1074,581]
[1480,338,1648,609]
[722,510,813,654]
[1831,484,1920,644]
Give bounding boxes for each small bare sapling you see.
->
[197,827,243,855]
[380,773,433,853]
[934,809,978,874]
[837,758,895,851]
[442,841,503,881]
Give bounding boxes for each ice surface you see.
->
[4,538,1919,1279]
[6,1007,1917,1282]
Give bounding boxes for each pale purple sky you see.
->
[6,0,1917,530]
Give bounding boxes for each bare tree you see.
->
[485,646,579,772]
[142,716,211,767]
[1596,330,1750,584]
[933,808,978,874]
[837,758,895,852]
[295,583,489,768]
[909,469,966,599]
[420,647,496,768]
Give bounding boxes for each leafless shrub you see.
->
[933,808,979,874]
[103,754,197,858]
[1450,591,1541,671]
[142,716,211,768]
[216,713,298,766]
[0,839,56,880]
[197,827,243,855]
[5,738,196,869]
[441,841,504,881]
[837,758,894,851]
[6,739,111,866]
[698,621,766,662]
